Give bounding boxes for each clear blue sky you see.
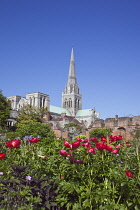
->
[0,0,140,119]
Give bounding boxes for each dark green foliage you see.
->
[0,90,11,129]
[89,127,112,138]
[134,127,140,140]
[0,165,58,209]
[6,121,55,139]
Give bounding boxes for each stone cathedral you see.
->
[7,48,100,128]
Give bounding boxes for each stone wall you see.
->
[89,115,140,140]
[48,115,140,140]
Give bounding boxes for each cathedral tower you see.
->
[62,48,82,116]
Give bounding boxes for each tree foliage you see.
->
[65,122,83,131]
[6,121,55,139]
[16,104,47,126]
[0,90,11,130]
[89,127,112,138]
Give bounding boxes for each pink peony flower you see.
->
[112,149,119,154]
[64,140,72,148]
[82,142,91,148]
[71,141,80,149]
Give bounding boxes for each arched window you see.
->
[11,100,14,109]
[30,97,32,106]
[33,97,35,107]
[70,85,73,93]
[43,97,45,107]
[75,99,77,108]
[69,100,70,108]
[64,99,67,108]
[40,97,42,107]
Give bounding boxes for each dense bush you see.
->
[89,127,112,138]
[6,122,55,140]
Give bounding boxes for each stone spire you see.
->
[62,48,82,116]
[68,47,77,85]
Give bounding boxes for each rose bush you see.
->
[0,134,139,209]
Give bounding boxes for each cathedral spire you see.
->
[62,48,82,116]
[68,47,77,85]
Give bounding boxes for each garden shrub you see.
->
[6,122,55,140]
[89,127,112,138]
[75,135,86,139]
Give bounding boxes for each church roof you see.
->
[76,109,93,117]
[50,105,72,116]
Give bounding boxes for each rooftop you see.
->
[50,105,71,116]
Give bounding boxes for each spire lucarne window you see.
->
[62,48,82,116]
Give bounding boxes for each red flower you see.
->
[116,135,123,140]
[0,153,6,160]
[112,149,119,154]
[76,138,86,142]
[6,139,21,148]
[64,140,72,148]
[109,135,123,142]
[109,139,116,143]
[109,135,115,139]
[116,144,123,149]
[76,137,82,142]
[6,142,12,147]
[71,141,80,149]
[60,149,67,156]
[59,149,72,157]
[66,152,72,156]
[125,142,132,146]
[74,159,84,164]
[125,170,133,178]
[83,139,89,142]
[86,148,96,154]
[29,138,40,143]
[106,145,113,152]
[69,158,84,164]
[101,137,107,142]
[96,142,107,150]
[82,142,91,148]
[89,138,98,141]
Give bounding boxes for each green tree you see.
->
[0,90,11,130]
[16,104,47,126]
[6,121,55,139]
[89,127,112,138]
[65,122,83,132]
